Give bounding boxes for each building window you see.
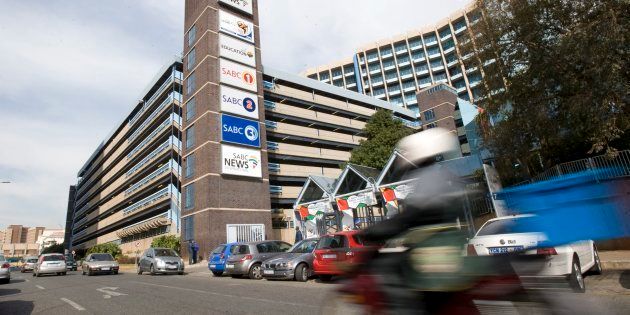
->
[185,183,195,209]
[186,125,195,149]
[185,153,195,178]
[187,48,196,71]
[426,122,437,129]
[188,25,197,47]
[186,97,196,121]
[186,72,196,95]
[424,109,436,121]
[182,216,194,241]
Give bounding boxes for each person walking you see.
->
[295,226,303,243]
[192,241,199,264]
[187,240,194,264]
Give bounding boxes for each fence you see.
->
[524,150,630,184]
[226,224,265,243]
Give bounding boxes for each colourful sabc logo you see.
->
[248,155,259,168]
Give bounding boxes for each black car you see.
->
[65,255,77,271]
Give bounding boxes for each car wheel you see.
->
[249,263,263,280]
[82,269,86,275]
[212,271,223,277]
[295,263,309,282]
[319,275,333,282]
[590,245,603,275]
[150,264,156,275]
[62,272,66,276]
[178,272,184,275]
[114,270,119,275]
[568,255,585,293]
[88,269,93,276]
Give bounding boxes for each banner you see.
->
[336,192,377,211]
[219,0,253,15]
[221,144,261,178]
[220,85,258,119]
[219,34,256,67]
[221,114,260,148]
[219,10,254,43]
[219,58,257,92]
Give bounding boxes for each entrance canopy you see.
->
[293,175,337,219]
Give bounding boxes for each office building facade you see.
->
[70,60,183,254]
[304,2,485,115]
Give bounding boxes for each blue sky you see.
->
[0,0,470,228]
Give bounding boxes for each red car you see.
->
[312,231,378,281]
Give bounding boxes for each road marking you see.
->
[60,298,86,311]
[131,281,317,308]
[96,287,127,299]
[35,285,45,290]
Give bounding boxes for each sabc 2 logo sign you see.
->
[220,85,258,119]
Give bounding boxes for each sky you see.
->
[0,0,471,229]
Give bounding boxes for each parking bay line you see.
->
[130,281,317,309]
[60,298,86,311]
[35,285,45,290]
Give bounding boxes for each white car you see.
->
[467,215,602,292]
[0,255,10,284]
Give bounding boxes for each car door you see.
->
[577,240,594,271]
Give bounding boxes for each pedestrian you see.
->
[188,240,193,264]
[295,226,303,243]
[192,241,199,264]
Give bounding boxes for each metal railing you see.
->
[123,186,171,215]
[526,150,630,184]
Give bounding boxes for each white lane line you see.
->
[36,285,45,290]
[60,298,86,311]
[131,281,317,308]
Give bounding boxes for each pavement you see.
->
[601,251,630,270]
[0,264,628,314]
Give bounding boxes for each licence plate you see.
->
[323,254,337,259]
[167,265,177,269]
[263,270,274,275]
[488,246,524,254]
[102,267,110,271]
[226,264,234,269]
[209,264,216,268]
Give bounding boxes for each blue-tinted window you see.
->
[186,97,196,121]
[187,48,196,71]
[186,125,195,149]
[185,153,195,178]
[188,25,197,47]
[185,183,195,209]
[424,109,436,121]
[186,72,196,95]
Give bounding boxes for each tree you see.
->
[87,243,122,259]
[348,109,414,169]
[462,0,629,182]
[151,235,181,254]
[41,242,65,255]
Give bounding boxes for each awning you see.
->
[116,217,171,238]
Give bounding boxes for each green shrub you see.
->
[151,235,181,254]
[87,242,122,259]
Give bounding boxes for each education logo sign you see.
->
[221,144,262,178]
[219,0,253,15]
[219,34,256,67]
[219,58,257,92]
[221,114,260,148]
[220,85,258,119]
[219,10,254,43]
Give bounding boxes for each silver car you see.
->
[224,241,292,280]
[82,253,119,276]
[137,248,184,275]
[0,255,10,284]
[33,253,67,277]
[20,256,38,273]
[262,238,319,282]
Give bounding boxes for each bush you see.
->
[87,242,122,259]
[151,235,181,254]
[116,255,136,264]
[41,242,65,255]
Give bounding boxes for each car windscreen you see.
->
[316,235,347,249]
[211,245,226,255]
[27,258,38,263]
[230,245,250,255]
[154,249,178,257]
[65,256,75,262]
[352,234,383,247]
[43,255,65,261]
[477,218,532,236]
[290,239,318,253]
[91,254,114,261]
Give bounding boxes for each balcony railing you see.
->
[125,161,173,196]
[268,163,280,173]
[264,100,276,110]
[263,80,274,90]
[269,185,283,194]
[126,137,175,178]
[123,186,172,215]
[265,120,278,130]
[128,92,178,142]
[127,115,175,159]
[267,141,279,150]
[129,74,176,126]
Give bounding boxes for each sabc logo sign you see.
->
[221,114,260,148]
[221,144,262,178]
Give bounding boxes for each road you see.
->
[0,267,629,314]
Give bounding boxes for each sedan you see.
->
[467,214,602,292]
[262,238,319,282]
[20,256,39,273]
[224,241,292,280]
[0,255,10,284]
[82,253,119,276]
[34,254,67,277]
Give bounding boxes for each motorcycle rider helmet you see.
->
[396,127,461,166]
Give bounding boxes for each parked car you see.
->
[82,253,119,276]
[467,214,602,292]
[20,256,39,273]
[208,243,237,277]
[7,257,22,270]
[224,241,292,280]
[137,248,184,275]
[65,254,78,271]
[33,253,67,277]
[313,231,378,281]
[0,255,10,284]
[262,238,319,282]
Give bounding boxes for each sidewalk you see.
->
[600,250,630,270]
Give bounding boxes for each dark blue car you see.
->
[208,243,236,276]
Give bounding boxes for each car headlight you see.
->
[156,259,165,267]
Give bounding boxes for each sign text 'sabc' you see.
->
[220,85,258,119]
[221,144,262,178]
[221,114,260,148]
[219,59,257,92]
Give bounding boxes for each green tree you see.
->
[87,242,122,259]
[41,242,65,255]
[462,0,629,182]
[348,109,414,169]
[151,235,181,254]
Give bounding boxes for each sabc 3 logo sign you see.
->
[221,114,260,148]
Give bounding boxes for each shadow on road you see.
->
[619,270,630,289]
[0,300,34,314]
[0,288,21,296]
[8,279,26,283]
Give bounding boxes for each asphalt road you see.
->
[0,267,629,314]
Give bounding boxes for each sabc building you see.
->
[69,0,487,259]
